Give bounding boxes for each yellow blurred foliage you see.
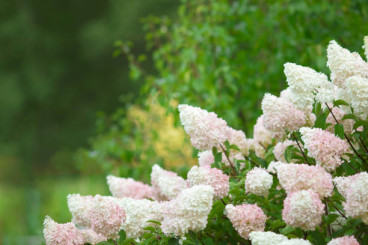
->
[127,98,196,168]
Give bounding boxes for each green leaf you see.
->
[310,230,325,244]
[118,230,126,243]
[333,99,349,107]
[324,213,339,225]
[334,124,345,139]
[280,225,295,235]
[147,220,161,225]
[354,120,368,129]
[315,112,328,129]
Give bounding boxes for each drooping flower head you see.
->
[300,127,350,172]
[261,93,306,138]
[276,163,333,198]
[151,164,187,200]
[245,167,273,197]
[327,236,359,245]
[67,194,94,228]
[198,150,214,167]
[273,140,297,162]
[43,216,84,245]
[118,198,162,239]
[282,190,324,230]
[160,185,214,236]
[327,40,368,88]
[334,172,368,224]
[107,175,154,199]
[225,204,267,239]
[187,165,229,199]
[178,104,228,150]
[89,195,126,239]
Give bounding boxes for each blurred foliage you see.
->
[0,0,179,182]
[87,0,368,178]
[76,97,196,181]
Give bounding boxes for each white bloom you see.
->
[67,194,94,228]
[245,167,273,196]
[160,185,214,236]
[151,164,187,200]
[327,40,368,87]
[118,198,162,239]
[344,75,368,117]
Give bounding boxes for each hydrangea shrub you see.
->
[43,38,368,244]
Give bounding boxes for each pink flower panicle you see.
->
[253,115,273,148]
[327,236,359,245]
[107,175,154,199]
[261,93,306,138]
[89,195,126,239]
[282,190,325,231]
[178,104,228,150]
[43,216,84,245]
[276,163,333,198]
[79,229,107,245]
[225,204,267,239]
[187,165,229,199]
[245,167,273,197]
[334,172,368,224]
[300,127,350,172]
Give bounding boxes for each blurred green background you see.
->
[1,0,367,244]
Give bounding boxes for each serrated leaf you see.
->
[315,112,328,129]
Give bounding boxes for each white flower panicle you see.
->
[344,75,368,117]
[253,115,273,147]
[245,167,273,196]
[160,185,214,236]
[178,104,228,150]
[187,165,229,199]
[118,198,162,239]
[364,36,368,60]
[327,40,368,87]
[249,231,312,245]
[107,175,154,199]
[282,190,325,231]
[226,127,249,155]
[151,164,187,200]
[67,194,95,228]
[79,229,107,245]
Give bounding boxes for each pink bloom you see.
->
[151,164,187,200]
[261,93,306,137]
[178,104,228,150]
[89,195,126,239]
[187,166,229,199]
[327,236,359,245]
[300,127,350,172]
[107,175,154,199]
[43,216,84,245]
[198,150,214,167]
[245,167,273,196]
[276,163,333,198]
[225,204,267,239]
[282,190,324,231]
[334,172,368,224]
[273,140,297,162]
